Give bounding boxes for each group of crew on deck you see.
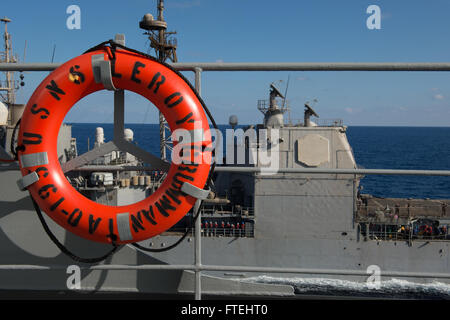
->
[397,222,449,240]
[365,220,450,241]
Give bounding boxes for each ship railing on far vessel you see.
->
[357,222,450,243]
[287,118,344,127]
[2,61,450,300]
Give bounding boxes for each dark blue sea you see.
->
[69,124,450,199]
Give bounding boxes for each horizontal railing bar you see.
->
[173,62,450,72]
[71,165,154,171]
[2,163,449,176]
[17,164,450,176]
[213,167,450,176]
[0,263,449,279]
[203,265,450,279]
[0,163,18,171]
[4,62,450,72]
[0,63,59,71]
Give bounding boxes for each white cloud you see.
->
[345,107,354,114]
[434,94,444,100]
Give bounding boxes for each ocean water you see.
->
[69,123,450,199]
[347,126,450,199]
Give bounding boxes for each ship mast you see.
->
[0,17,17,107]
[140,0,178,160]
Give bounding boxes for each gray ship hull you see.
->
[1,167,449,298]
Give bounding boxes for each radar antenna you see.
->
[257,83,289,128]
[268,82,284,110]
[304,99,319,127]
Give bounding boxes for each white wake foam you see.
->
[240,275,450,298]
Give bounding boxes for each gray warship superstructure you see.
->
[1,5,450,299]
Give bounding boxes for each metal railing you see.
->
[2,61,450,299]
[4,62,450,72]
[165,226,255,238]
[357,204,448,219]
[358,222,450,242]
[288,118,344,127]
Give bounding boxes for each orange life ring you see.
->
[17,47,212,244]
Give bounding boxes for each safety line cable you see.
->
[31,197,121,263]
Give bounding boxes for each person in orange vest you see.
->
[425,225,432,237]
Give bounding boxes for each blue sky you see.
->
[2,0,450,126]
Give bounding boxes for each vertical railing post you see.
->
[352,176,357,229]
[195,67,202,96]
[194,200,202,300]
[194,67,203,300]
[113,90,125,141]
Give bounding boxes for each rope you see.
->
[31,197,121,263]
[131,202,202,253]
